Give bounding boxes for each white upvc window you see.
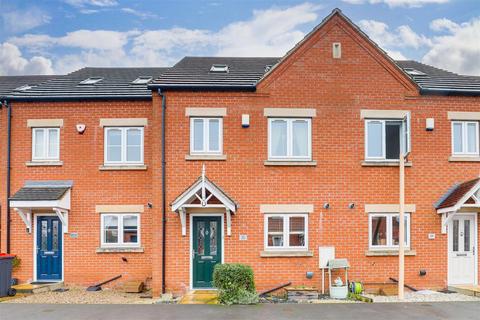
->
[268,118,311,161]
[104,127,144,165]
[101,213,140,247]
[368,213,410,249]
[365,116,410,161]
[190,117,223,155]
[452,121,479,156]
[32,127,60,161]
[264,214,308,251]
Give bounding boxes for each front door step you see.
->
[13,282,64,294]
[179,290,219,304]
[448,285,480,297]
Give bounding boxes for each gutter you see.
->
[158,89,167,294]
[5,95,153,102]
[419,88,480,97]
[148,84,256,92]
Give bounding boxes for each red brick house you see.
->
[1,9,480,296]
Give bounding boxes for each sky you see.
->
[0,0,479,76]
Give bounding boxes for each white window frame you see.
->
[451,121,479,156]
[368,213,410,250]
[32,127,60,161]
[267,118,312,161]
[104,127,144,166]
[100,213,141,248]
[365,118,410,161]
[189,117,223,155]
[264,213,308,251]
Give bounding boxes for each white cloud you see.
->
[121,8,158,20]
[0,43,53,75]
[342,0,449,8]
[424,18,480,75]
[1,7,51,34]
[64,0,117,7]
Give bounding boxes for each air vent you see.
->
[333,42,341,59]
[210,64,229,73]
[132,76,153,84]
[79,77,103,85]
[265,65,273,72]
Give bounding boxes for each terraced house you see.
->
[1,9,480,297]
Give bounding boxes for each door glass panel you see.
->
[104,215,119,243]
[41,220,48,250]
[197,221,205,255]
[289,216,305,247]
[267,217,284,247]
[367,121,383,158]
[271,120,287,157]
[209,221,217,255]
[52,220,59,251]
[464,219,470,252]
[453,220,459,252]
[371,216,387,246]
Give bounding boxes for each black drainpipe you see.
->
[5,100,12,253]
[158,89,167,294]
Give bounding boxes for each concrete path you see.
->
[1,302,479,320]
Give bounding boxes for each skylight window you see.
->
[79,77,103,85]
[132,76,153,84]
[404,68,427,76]
[15,84,33,91]
[210,64,229,73]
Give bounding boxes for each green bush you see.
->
[213,263,258,305]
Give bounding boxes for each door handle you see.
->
[456,253,467,257]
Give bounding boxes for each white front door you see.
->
[448,214,477,285]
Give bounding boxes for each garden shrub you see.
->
[213,263,258,305]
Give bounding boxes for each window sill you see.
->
[264,160,317,167]
[99,165,147,171]
[365,249,416,256]
[185,154,227,161]
[260,250,313,257]
[26,161,63,167]
[449,156,480,162]
[361,161,412,167]
[96,247,144,253]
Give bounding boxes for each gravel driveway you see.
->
[8,286,154,304]
[365,290,480,303]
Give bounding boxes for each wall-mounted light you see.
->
[306,271,314,279]
[76,123,86,134]
[426,118,434,131]
[147,202,153,209]
[242,114,250,128]
[323,203,330,209]
[348,203,355,209]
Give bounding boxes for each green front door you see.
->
[192,216,222,288]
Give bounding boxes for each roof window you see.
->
[15,84,33,91]
[210,64,229,73]
[404,68,427,76]
[79,77,103,85]
[132,76,153,84]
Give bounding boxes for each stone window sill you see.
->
[449,156,480,162]
[96,247,144,253]
[365,249,416,256]
[361,161,412,167]
[26,161,63,167]
[260,250,313,257]
[99,165,147,171]
[264,161,317,167]
[185,154,227,161]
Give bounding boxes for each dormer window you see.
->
[79,77,103,85]
[210,64,229,73]
[132,76,152,85]
[15,84,33,91]
[404,68,426,76]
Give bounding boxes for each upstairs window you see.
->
[104,127,144,165]
[365,116,410,161]
[452,121,479,156]
[268,118,311,161]
[190,117,223,155]
[32,128,60,161]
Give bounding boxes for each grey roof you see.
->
[150,57,280,90]
[10,187,69,201]
[0,75,57,97]
[7,67,169,101]
[396,60,480,96]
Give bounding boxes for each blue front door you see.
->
[36,216,62,281]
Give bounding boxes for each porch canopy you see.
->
[10,180,72,233]
[435,177,480,233]
[171,166,238,236]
